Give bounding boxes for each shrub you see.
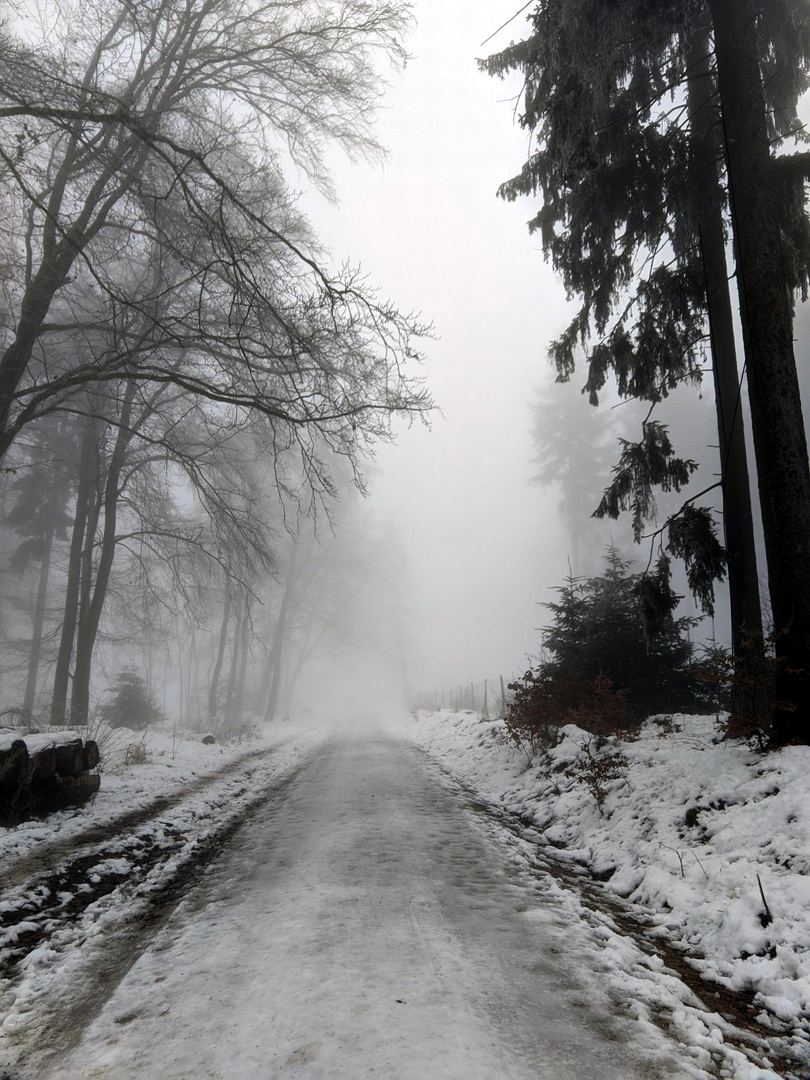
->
[506,665,635,751]
[100,670,165,730]
[123,739,152,766]
[505,547,716,748]
[566,737,629,815]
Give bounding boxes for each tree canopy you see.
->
[0,0,430,468]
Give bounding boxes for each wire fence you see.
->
[411,676,514,719]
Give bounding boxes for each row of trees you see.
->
[485,0,810,742]
[2,444,401,730]
[0,0,426,727]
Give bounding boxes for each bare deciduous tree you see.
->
[0,0,429,462]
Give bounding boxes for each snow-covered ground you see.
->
[2,711,810,1079]
[406,710,810,1041]
[0,718,329,1074]
[1,720,313,871]
[3,724,771,1080]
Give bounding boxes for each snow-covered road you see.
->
[31,727,721,1078]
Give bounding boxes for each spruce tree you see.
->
[543,547,697,718]
[482,1,810,742]
[101,670,164,730]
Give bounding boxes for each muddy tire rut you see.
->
[0,742,287,892]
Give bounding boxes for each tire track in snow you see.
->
[0,738,298,892]
[0,735,322,1076]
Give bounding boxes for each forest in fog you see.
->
[4,5,810,1076]
[0,0,426,734]
[2,0,810,749]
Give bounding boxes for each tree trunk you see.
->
[51,416,97,725]
[22,525,54,719]
[223,593,245,727]
[264,541,298,724]
[709,0,810,743]
[184,629,198,727]
[208,587,232,727]
[70,384,136,725]
[687,17,766,719]
[0,248,80,458]
[231,599,251,727]
[282,622,318,717]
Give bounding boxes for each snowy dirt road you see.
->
[7,727,777,1078]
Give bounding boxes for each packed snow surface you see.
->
[9,725,745,1079]
[407,710,810,1034]
[3,713,806,1078]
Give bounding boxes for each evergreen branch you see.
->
[771,150,810,183]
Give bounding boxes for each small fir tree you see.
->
[506,548,716,748]
[101,670,164,730]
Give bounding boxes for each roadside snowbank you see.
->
[408,709,810,1035]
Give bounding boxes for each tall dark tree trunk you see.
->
[0,247,80,458]
[687,17,765,717]
[0,112,143,462]
[223,593,245,727]
[22,524,54,719]
[709,0,810,742]
[282,620,318,717]
[229,598,251,727]
[51,415,97,725]
[184,629,198,727]
[70,384,136,725]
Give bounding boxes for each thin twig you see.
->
[480,1,535,47]
[757,874,773,926]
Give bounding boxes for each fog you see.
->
[304,0,599,693]
[302,0,731,697]
[1,0,803,730]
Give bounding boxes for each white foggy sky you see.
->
[306,1,724,692]
[305,0,575,691]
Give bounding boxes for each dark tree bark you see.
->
[69,383,137,725]
[51,415,98,725]
[223,593,245,727]
[687,18,766,718]
[208,587,232,727]
[264,541,298,724]
[0,247,83,454]
[709,0,810,742]
[225,596,251,727]
[22,524,54,719]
